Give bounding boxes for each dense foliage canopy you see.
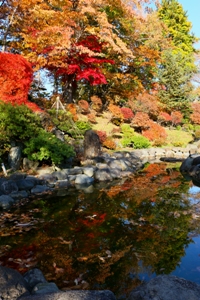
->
[0,0,200,164]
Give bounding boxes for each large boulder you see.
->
[84,129,101,159]
[20,290,116,300]
[128,275,200,300]
[0,266,30,299]
[180,154,200,173]
[8,146,22,170]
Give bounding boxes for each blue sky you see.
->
[178,0,200,49]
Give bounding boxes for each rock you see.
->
[16,179,36,190]
[0,195,14,209]
[0,180,18,194]
[84,129,101,159]
[20,290,116,300]
[23,268,48,290]
[51,129,65,142]
[37,174,57,184]
[9,172,26,180]
[31,185,50,194]
[75,174,94,185]
[0,266,30,300]
[56,179,71,188]
[23,158,39,171]
[180,155,195,173]
[10,190,29,200]
[83,167,95,177]
[8,146,22,170]
[94,168,113,181]
[32,282,59,295]
[128,275,200,300]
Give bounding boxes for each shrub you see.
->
[87,113,97,123]
[121,124,135,135]
[194,129,200,140]
[67,103,78,121]
[131,135,151,149]
[108,104,123,119]
[120,107,134,120]
[158,112,172,124]
[0,101,42,143]
[190,102,200,125]
[121,134,150,148]
[90,95,102,112]
[96,130,107,143]
[23,129,75,165]
[75,120,91,132]
[78,100,90,113]
[103,137,116,150]
[129,92,159,119]
[132,112,151,130]
[171,111,183,126]
[142,121,167,146]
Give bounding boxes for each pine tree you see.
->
[158,0,197,57]
[158,50,193,116]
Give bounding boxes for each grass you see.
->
[164,128,194,147]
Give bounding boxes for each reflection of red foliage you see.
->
[78,213,107,227]
[144,163,166,177]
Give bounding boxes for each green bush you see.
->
[0,102,75,165]
[121,133,150,149]
[48,110,91,138]
[75,120,91,132]
[0,101,42,142]
[23,129,75,165]
[121,124,134,135]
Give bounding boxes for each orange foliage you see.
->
[90,95,102,112]
[87,113,97,123]
[132,112,151,130]
[143,163,166,178]
[66,103,78,121]
[142,121,167,145]
[190,102,200,124]
[78,100,90,113]
[0,52,42,112]
[103,137,116,150]
[171,111,183,126]
[108,104,124,119]
[129,92,159,119]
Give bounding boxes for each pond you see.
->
[1,161,200,299]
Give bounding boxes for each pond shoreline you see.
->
[1,144,200,299]
[0,143,200,210]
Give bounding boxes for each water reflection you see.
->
[0,162,199,298]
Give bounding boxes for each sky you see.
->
[177,0,200,49]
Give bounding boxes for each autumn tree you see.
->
[0,52,41,111]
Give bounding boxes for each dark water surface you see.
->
[1,162,200,299]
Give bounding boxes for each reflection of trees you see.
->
[0,163,193,297]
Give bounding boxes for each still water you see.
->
[1,162,200,298]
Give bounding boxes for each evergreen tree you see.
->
[157,0,198,116]
[158,50,193,116]
[158,0,197,57]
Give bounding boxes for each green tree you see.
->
[158,50,193,115]
[158,0,197,57]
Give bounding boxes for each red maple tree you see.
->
[0,52,41,111]
[46,35,114,102]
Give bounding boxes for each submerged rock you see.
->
[128,275,200,300]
